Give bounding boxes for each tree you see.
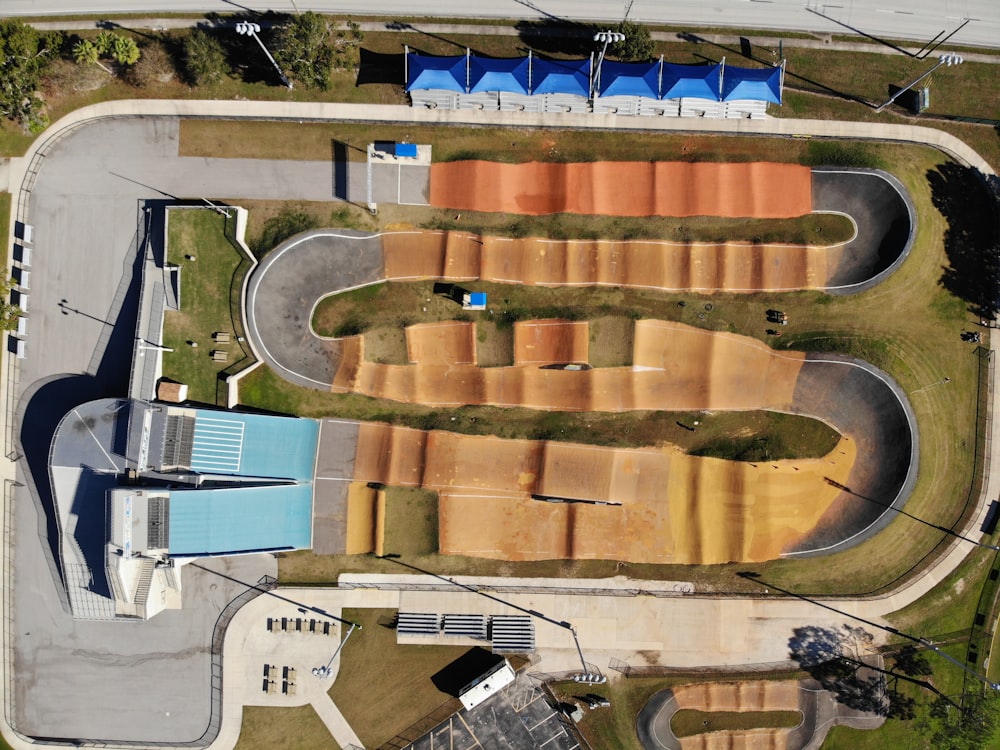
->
[932,691,1000,750]
[272,11,335,89]
[0,19,58,131]
[0,271,21,331]
[94,30,116,56]
[610,19,654,62]
[111,35,141,66]
[182,29,229,86]
[126,40,176,88]
[73,39,112,74]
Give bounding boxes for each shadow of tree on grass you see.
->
[929,161,1000,320]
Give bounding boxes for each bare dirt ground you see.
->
[348,423,856,565]
[430,161,813,218]
[382,232,834,292]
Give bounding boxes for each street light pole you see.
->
[592,30,625,99]
[235,21,293,90]
[875,53,963,112]
[375,554,604,682]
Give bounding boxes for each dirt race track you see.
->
[335,320,807,413]
[244,169,918,563]
[383,232,838,293]
[351,425,855,564]
[430,161,813,218]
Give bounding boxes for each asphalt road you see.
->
[2,1,1000,49]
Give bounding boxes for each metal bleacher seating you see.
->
[442,613,487,640]
[396,611,441,637]
[489,615,536,654]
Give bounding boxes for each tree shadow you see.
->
[929,161,1000,320]
[789,625,888,715]
[356,48,405,86]
[514,19,599,57]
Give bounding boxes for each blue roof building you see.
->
[722,65,783,103]
[469,55,530,94]
[531,57,591,97]
[661,63,722,100]
[406,53,467,92]
[597,60,660,98]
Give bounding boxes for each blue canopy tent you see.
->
[597,60,660,98]
[531,57,590,96]
[405,53,467,92]
[722,65,783,103]
[661,62,722,100]
[468,55,531,94]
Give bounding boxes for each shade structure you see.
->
[531,57,590,96]
[406,53,467,92]
[661,62,721,100]
[598,60,660,98]
[469,55,530,94]
[722,65,783,103]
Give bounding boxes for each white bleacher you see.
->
[442,613,488,640]
[723,99,769,119]
[542,93,590,113]
[410,90,459,109]
[500,92,543,112]
[396,611,440,637]
[490,614,535,654]
[680,98,724,118]
[592,95,643,116]
[457,92,500,110]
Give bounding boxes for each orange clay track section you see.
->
[383,232,838,292]
[334,320,806,413]
[351,426,856,566]
[430,161,812,218]
[671,682,802,750]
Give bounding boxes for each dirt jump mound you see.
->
[430,161,813,218]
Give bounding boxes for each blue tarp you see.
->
[469,55,530,94]
[722,65,782,103]
[531,57,590,96]
[661,63,721,100]
[598,60,659,98]
[168,484,313,557]
[396,143,418,158]
[469,292,487,306]
[406,53,467,92]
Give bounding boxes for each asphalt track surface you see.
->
[4,1,1000,50]
[635,679,853,750]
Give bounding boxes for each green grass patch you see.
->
[382,487,438,556]
[161,208,252,404]
[327,608,463,748]
[671,709,801,737]
[234,705,338,750]
[0,193,10,254]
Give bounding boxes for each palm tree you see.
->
[72,38,112,73]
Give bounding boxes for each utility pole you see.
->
[876,53,962,113]
[236,21,293,90]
